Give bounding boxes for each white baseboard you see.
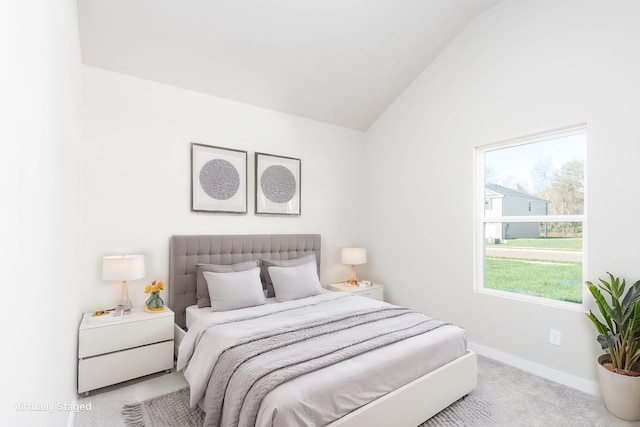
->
[469,342,600,396]
[67,398,76,427]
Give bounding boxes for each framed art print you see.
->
[191,143,247,213]
[255,152,301,215]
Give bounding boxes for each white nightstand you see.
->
[327,282,384,301]
[78,307,174,396]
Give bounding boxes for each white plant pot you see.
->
[597,354,640,421]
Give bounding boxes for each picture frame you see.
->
[191,143,247,213]
[255,152,301,215]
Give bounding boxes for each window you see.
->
[475,126,585,306]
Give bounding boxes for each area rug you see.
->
[122,387,495,427]
[110,356,634,427]
[122,387,204,427]
[419,390,498,427]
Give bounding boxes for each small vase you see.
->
[145,293,164,312]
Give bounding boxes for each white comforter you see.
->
[178,292,467,427]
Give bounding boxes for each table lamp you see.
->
[102,254,145,314]
[341,247,366,285]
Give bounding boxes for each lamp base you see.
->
[347,265,359,286]
[119,281,133,314]
[117,305,131,314]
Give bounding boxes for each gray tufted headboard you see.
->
[169,234,321,329]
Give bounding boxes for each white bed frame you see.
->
[328,350,477,426]
[169,234,478,426]
[175,326,476,426]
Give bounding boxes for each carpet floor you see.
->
[76,356,640,427]
[421,357,639,427]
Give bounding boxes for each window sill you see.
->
[474,287,585,312]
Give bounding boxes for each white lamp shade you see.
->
[102,255,145,281]
[341,248,367,265]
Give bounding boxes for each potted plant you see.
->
[585,272,640,420]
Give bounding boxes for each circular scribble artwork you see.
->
[199,159,239,200]
[260,165,296,203]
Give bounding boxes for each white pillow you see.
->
[203,268,265,311]
[268,261,323,302]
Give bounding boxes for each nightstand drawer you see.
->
[327,282,385,301]
[78,340,173,393]
[79,315,173,358]
[356,288,384,301]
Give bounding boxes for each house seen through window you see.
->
[476,127,585,305]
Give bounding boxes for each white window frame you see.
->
[474,125,587,310]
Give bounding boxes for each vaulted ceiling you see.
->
[78,0,501,131]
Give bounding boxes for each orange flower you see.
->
[145,280,165,294]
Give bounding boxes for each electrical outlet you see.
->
[549,329,561,346]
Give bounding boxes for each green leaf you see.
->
[586,311,612,345]
[587,282,617,332]
[596,335,609,350]
[621,280,640,319]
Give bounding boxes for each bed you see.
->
[169,234,477,427]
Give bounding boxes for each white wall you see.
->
[79,67,367,311]
[0,1,80,426]
[364,0,640,389]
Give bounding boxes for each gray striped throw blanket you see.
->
[200,304,445,427]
